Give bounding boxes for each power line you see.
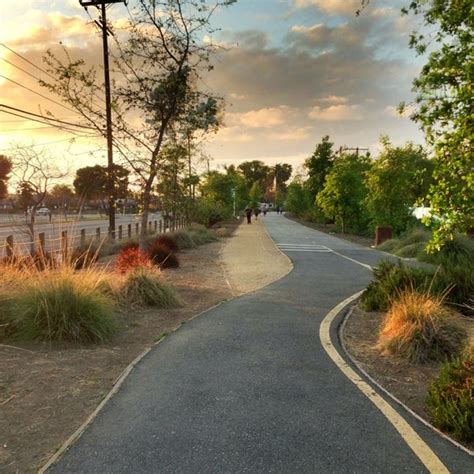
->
[0,43,57,82]
[0,135,98,153]
[0,104,96,130]
[0,125,62,132]
[0,109,96,134]
[0,42,106,107]
[0,74,78,113]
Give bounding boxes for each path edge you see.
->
[337,298,474,458]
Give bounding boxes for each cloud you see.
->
[293,0,362,16]
[308,104,363,121]
[238,106,291,128]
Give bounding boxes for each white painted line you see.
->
[320,292,449,473]
[278,249,332,252]
[330,249,373,271]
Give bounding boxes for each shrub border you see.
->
[339,299,474,457]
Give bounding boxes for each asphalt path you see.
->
[50,214,473,473]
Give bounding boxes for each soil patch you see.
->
[343,305,473,446]
[285,214,374,248]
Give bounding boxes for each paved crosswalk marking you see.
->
[277,243,331,253]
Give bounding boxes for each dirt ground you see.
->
[0,219,291,473]
[343,305,473,442]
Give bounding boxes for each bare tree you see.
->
[40,0,233,246]
[11,146,67,254]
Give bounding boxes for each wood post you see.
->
[6,235,14,258]
[80,228,86,247]
[61,230,68,259]
[135,222,139,236]
[96,227,101,240]
[128,223,132,239]
[154,220,157,231]
[118,225,123,240]
[38,232,46,256]
[159,220,162,233]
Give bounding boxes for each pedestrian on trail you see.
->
[276,206,280,214]
[245,207,252,224]
[263,208,267,217]
[254,208,260,220]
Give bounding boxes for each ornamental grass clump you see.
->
[172,231,197,250]
[427,351,474,443]
[120,268,181,308]
[377,290,467,364]
[10,269,117,343]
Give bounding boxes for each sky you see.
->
[0,0,426,179]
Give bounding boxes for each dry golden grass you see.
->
[378,290,467,364]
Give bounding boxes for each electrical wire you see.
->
[0,109,98,135]
[0,135,99,153]
[0,74,78,113]
[0,105,96,130]
[0,125,62,132]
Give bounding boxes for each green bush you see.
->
[11,273,117,343]
[187,227,218,245]
[394,242,426,258]
[361,259,473,315]
[190,200,231,227]
[361,260,434,311]
[427,352,474,443]
[121,269,181,308]
[377,239,402,253]
[172,231,197,250]
[399,227,431,246]
[419,234,474,268]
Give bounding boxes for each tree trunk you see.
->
[28,212,36,255]
[140,179,153,250]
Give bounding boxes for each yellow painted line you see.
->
[320,292,449,474]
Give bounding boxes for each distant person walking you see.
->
[263,208,267,217]
[245,207,252,224]
[254,208,260,220]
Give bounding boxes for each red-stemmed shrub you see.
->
[115,247,151,274]
[148,241,179,269]
[154,235,178,253]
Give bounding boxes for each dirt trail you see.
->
[220,218,292,295]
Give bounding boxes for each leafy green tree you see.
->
[0,155,12,199]
[400,0,473,250]
[46,184,76,217]
[73,165,129,207]
[364,138,433,234]
[238,161,271,191]
[285,179,312,217]
[40,0,234,246]
[156,143,188,219]
[248,181,263,211]
[317,154,370,233]
[304,136,335,201]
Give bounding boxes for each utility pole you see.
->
[79,0,127,238]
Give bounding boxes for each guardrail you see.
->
[0,216,187,258]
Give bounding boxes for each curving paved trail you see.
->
[50,215,473,473]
